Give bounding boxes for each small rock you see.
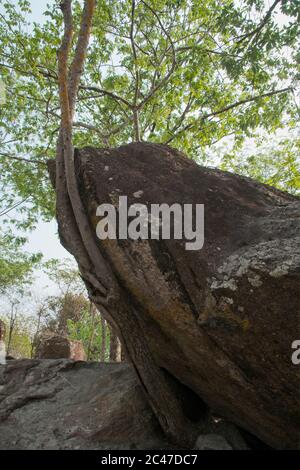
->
[36,335,86,361]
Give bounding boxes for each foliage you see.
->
[5,320,32,357]
[221,134,300,194]
[45,292,90,334]
[43,258,85,295]
[0,257,113,360]
[38,258,111,360]
[0,0,299,232]
[0,312,35,358]
[67,308,110,361]
[0,229,41,293]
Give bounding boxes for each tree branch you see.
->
[57,0,110,297]
[68,0,96,117]
[79,85,133,108]
[0,196,31,217]
[201,86,292,120]
[138,0,177,109]
[73,119,130,141]
[235,0,282,46]
[0,152,48,166]
[165,86,292,143]
[130,0,141,141]
[55,0,201,447]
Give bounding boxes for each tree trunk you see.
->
[54,0,197,448]
[31,308,42,359]
[7,305,17,356]
[109,326,121,362]
[100,314,107,362]
[87,301,96,361]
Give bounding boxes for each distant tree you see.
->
[221,135,300,194]
[6,296,18,355]
[41,258,116,361]
[0,249,38,358]
[0,297,34,358]
[30,297,49,358]
[0,230,41,294]
[67,305,110,361]
[44,258,85,295]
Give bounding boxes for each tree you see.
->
[30,297,49,358]
[0,293,35,358]
[6,296,18,355]
[54,0,199,446]
[0,229,41,294]
[0,0,298,230]
[0,230,40,357]
[0,0,299,447]
[41,258,113,361]
[67,303,111,361]
[221,133,300,194]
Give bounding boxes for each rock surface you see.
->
[36,335,86,361]
[70,142,300,449]
[0,360,247,450]
[194,434,232,450]
[0,360,167,450]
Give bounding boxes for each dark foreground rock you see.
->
[0,360,166,450]
[0,360,248,450]
[71,142,299,449]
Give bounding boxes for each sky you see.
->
[9,0,49,21]
[0,0,292,305]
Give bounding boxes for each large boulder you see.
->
[66,142,299,449]
[0,360,166,450]
[0,360,248,450]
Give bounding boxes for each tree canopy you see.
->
[0,0,298,236]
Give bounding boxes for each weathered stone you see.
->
[194,434,232,450]
[0,359,248,450]
[0,360,164,449]
[36,335,86,361]
[69,142,299,449]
